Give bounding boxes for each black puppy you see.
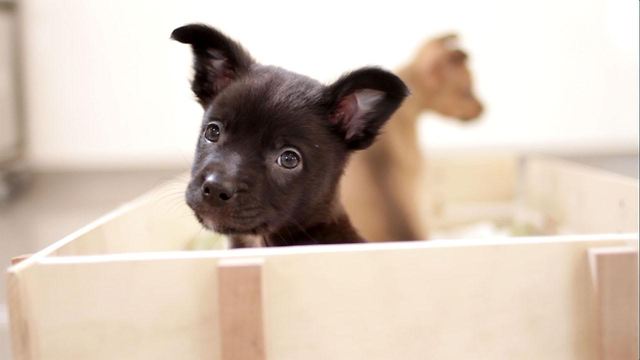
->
[172,24,408,247]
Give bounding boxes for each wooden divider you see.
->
[218,258,266,360]
[589,247,639,360]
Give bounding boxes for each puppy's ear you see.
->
[171,24,254,108]
[447,49,468,65]
[325,68,409,150]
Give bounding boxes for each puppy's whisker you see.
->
[284,215,315,244]
[150,191,186,202]
[263,197,313,244]
[274,231,288,247]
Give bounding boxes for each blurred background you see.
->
[0,0,638,357]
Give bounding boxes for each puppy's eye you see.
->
[204,122,222,142]
[277,149,301,169]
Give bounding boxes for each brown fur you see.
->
[341,34,483,241]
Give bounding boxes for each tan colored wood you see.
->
[9,257,222,359]
[524,157,639,234]
[5,155,639,359]
[10,155,635,265]
[7,175,218,270]
[589,247,639,360]
[413,152,519,235]
[425,153,520,231]
[218,258,265,360]
[7,235,636,359]
[261,236,635,360]
[50,175,208,256]
[7,271,30,360]
[10,254,31,265]
[427,152,519,203]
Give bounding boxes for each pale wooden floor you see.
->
[0,154,637,358]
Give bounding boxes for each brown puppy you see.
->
[340,34,483,241]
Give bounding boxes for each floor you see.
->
[0,154,637,358]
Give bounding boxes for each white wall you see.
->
[20,0,639,169]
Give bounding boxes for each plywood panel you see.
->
[524,157,639,234]
[218,258,265,360]
[10,236,635,359]
[9,257,222,359]
[26,156,638,260]
[425,153,519,229]
[426,152,519,203]
[49,176,218,257]
[589,247,639,360]
[263,237,634,360]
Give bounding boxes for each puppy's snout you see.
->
[202,174,236,205]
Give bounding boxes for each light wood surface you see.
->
[218,258,265,360]
[426,152,519,230]
[6,155,639,359]
[50,178,205,256]
[9,256,222,359]
[524,156,639,234]
[10,254,30,265]
[589,247,639,360]
[7,235,638,359]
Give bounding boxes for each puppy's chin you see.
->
[195,212,268,235]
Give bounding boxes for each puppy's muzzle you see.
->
[201,173,237,206]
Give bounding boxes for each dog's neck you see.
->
[264,212,362,246]
[231,197,363,248]
[395,66,443,118]
[376,67,431,155]
[366,67,427,173]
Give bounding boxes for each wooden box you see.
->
[7,155,639,359]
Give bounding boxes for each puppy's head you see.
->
[172,24,408,235]
[408,34,483,121]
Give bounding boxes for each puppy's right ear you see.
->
[171,24,254,108]
[324,68,409,150]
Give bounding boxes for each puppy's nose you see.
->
[201,175,236,205]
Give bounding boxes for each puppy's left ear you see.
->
[324,67,409,150]
[171,24,254,108]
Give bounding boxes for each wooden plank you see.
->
[7,271,30,360]
[10,254,31,265]
[7,236,637,358]
[8,257,222,359]
[218,258,265,360]
[427,152,519,203]
[51,176,209,256]
[523,157,639,234]
[589,247,639,360]
[7,174,222,272]
[261,237,634,360]
[12,156,637,264]
[426,152,519,230]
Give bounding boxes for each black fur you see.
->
[173,24,408,247]
[171,24,254,108]
[323,67,408,150]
